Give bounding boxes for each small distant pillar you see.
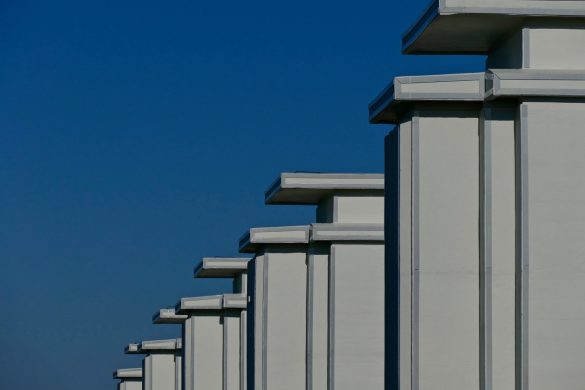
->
[125,339,182,390]
[113,368,142,390]
[240,225,311,390]
[175,257,248,390]
[151,310,187,390]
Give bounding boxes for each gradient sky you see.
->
[0,1,485,389]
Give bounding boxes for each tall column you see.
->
[125,339,182,390]
[194,256,249,390]
[370,2,585,390]
[113,368,142,390]
[175,257,248,390]
[265,172,385,390]
[239,225,310,390]
[152,310,187,390]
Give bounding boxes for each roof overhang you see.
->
[124,343,140,354]
[369,73,486,124]
[239,226,310,253]
[175,295,223,314]
[403,0,585,54]
[265,172,384,205]
[113,368,143,380]
[175,294,246,314]
[152,308,188,324]
[139,338,182,352]
[194,257,249,278]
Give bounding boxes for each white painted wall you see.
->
[224,310,241,390]
[118,380,142,390]
[522,101,585,390]
[183,314,223,390]
[481,106,516,390]
[143,353,177,390]
[263,250,307,390]
[307,245,329,390]
[415,114,480,390]
[329,243,384,390]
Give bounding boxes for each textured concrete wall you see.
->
[143,354,177,390]
[263,249,307,390]
[521,101,585,390]
[183,314,223,390]
[118,380,142,390]
[329,243,384,390]
[481,105,516,390]
[306,245,329,390]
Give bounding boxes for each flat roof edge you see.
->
[239,225,310,253]
[176,295,224,313]
[194,257,250,278]
[370,72,486,124]
[139,338,182,352]
[402,1,585,54]
[152,309,188,324]
[265,173,385,204]
[402,0,441,54]
[113,368,143,379]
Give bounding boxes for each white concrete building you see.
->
[242,172,385,390]
[370,2,585,390]
[125,339,182,390]
[113,368,142,390]
[174,257,249,390]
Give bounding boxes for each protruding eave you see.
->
[139,338,182,352]
[238,225,310,253]
[265,172,383,205]
[124,343,140,354]
[152,308,188,324]
[194,257,249,278]
[175,294,223,314]
[369,73,485,124]
[113,368,143,380]
[402,0,585,54]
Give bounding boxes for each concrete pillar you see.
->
[113,368,142,390]
[175,257,248,390]
[125,339,182,390]
[264,172,385,390]
[151,310,187,390]
[370,3,585,390]
[239,226,310,390]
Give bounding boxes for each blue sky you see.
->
[0,1,484,389]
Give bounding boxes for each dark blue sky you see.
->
[0,1,484,389]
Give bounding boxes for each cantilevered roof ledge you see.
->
[113,368,143,380]
[311,223,384,242]
[194,257,249,278]
[139,338,182,352]
[176,295,223,314]
[369,73,486,124]
[124,343,140,354]
[239,225,310,253]
[152,308,188,324]
[402,0,585,54]
[265,172,384,205]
